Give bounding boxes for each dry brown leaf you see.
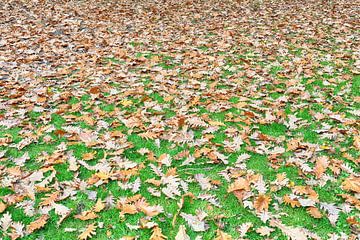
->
[40,191,59,206]
[270,219,308,240]
[93,198,105,213]
[82,152,96,161]
[78,223,97,240]
[175,225,190,240]
[227,178,250,193]
[256,226,274,236]
[314,156,329,179]
[74,211,98,221]
[138,131,159,140]
[283,195,301,208]
[254,194,271,212]
[353,135,360,150]
[342,176,360,193]
[307,207,322,218]
[27,214,49,234]
[215,229,232,240]
[120,204,138,215]
[0,201,6,213]
[150,226,167,240]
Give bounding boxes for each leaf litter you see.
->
[0,0,359,239]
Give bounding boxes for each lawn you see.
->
[0,0,359,239]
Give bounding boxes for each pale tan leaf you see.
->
[175,225,190,240]
[78,223,97,240]
[27,215,49,234]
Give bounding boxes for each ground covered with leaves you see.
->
[0,0,359,239]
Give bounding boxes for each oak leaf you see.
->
[27,214,49,234]
[254,194,271,212]
[78,223,97,240]
[150,226,167,240]
[215,229,232,240]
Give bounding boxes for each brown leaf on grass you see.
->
[314,156,329,179]
[175,225,190,240]
[283,195,301,208]
[307,207,322,218]
[254,194,271,212]
[74,211,98,221]
[138,131,159,140]
[227,178,250,193]
[215,229,232,240]
[119,204,138,215]
[150,226,167,240]
[78,223,97,240]
[270,219,308,240]
[93,198,105,213]
[27,214,49,234]
[342,176,360,193]
[40,191,59,206]
[0,201,6,213]
[353,136,360,150]
[82,152,96,161]
[256,226,274,236]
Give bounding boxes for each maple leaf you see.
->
[78,223,97,240]
[215,229,232,240]
[175,225,190,240]
[26,214,49,234]
[254,194,271,212]
[150,226,167,240]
